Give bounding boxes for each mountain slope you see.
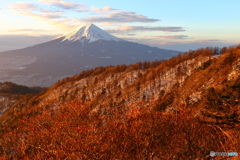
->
[0,45,239,159]
[1,45,239,124]
[0,24,179,87]
[0,82,44,117]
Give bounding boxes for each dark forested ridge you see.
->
[0,82,44,95]
[0,82,45,118]
[0,45,239,159]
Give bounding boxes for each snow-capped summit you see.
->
[0,23,180,87]
[58,23,124,43]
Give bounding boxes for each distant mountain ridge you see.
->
[0,24,180,87]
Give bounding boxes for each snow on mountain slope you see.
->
[0,23,180,87]
[58,23,124,43]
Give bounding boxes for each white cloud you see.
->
[38,0,87,12]
[155,35,188,39]
[107,25,185,33]
[82,11,159,23]
[91,6,116,13]
[9,2,63,20]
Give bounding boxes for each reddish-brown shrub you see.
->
[1,102,238,159]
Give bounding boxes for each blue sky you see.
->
[0,0,239,51]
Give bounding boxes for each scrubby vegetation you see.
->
[0,45,239,159]
[1,102,239,159]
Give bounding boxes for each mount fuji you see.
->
[0,24,180,87]
[58,23,124,43]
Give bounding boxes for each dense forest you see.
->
[0,45,239,159]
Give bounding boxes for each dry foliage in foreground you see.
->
[1,102,239,160]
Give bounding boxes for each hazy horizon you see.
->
[0,0,239,52]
